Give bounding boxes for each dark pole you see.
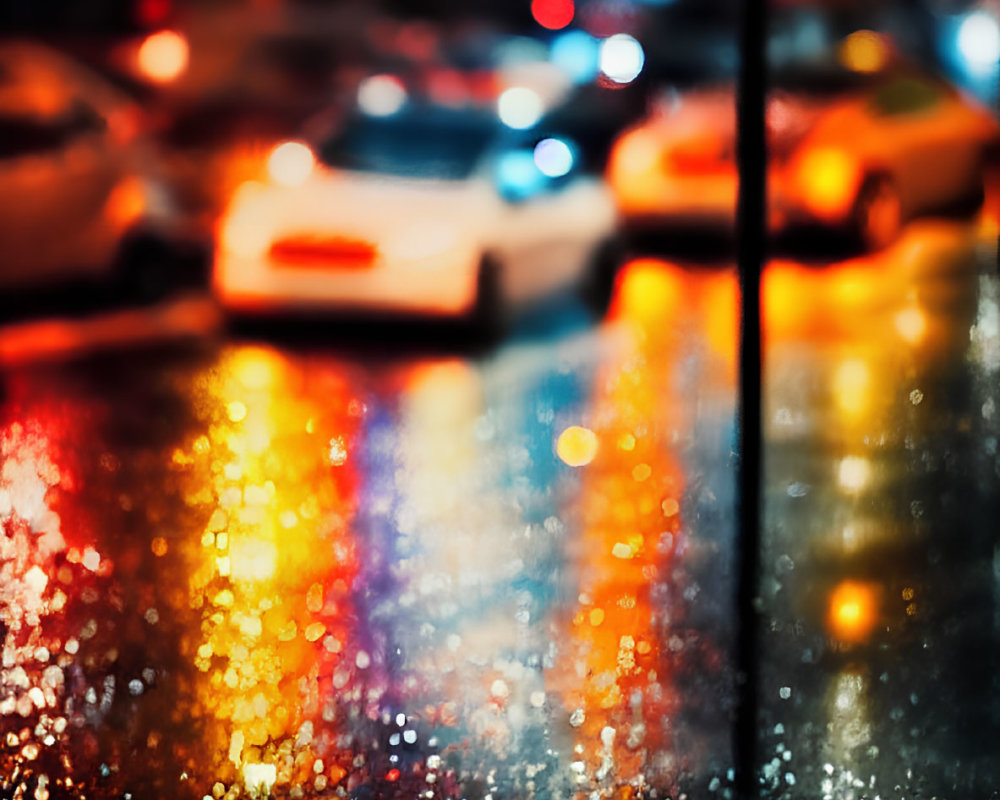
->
[734,0,766,796]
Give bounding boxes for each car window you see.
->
[318,111,496,179]
[868,76,945,116]
[0,101,103,160]
[0,112,66,159]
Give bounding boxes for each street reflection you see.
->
[2,217,998,797]
[547,259,736,796]
[760,221,996,796]
[172,347,364,793]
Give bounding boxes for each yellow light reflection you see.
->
[833,358,870,416]
[611,259,685,327]
[894,305,927,344]
[837,455,871,492]
[763,262,811,336]
[227,537,278,582]
[175,346,362,793]
[828,581,880,643]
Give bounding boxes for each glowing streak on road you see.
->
[176,347,363,793]
[549,261,736,792]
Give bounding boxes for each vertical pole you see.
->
[734,0,766,796]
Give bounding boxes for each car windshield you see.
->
[318,109,498,180]
[770,61,879,96]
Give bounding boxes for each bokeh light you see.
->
[357,74,408,116]
[599,34,645,85]
[827,581,879,643]
[895,305,927,344]
[531,0,574,30]
[136,29,189,84]
[556,425,599,466]
[958,11,1000,74]
[267,141,316,187]
[497,86,544,129]
[837,456,870,493]
[496,149,545,201]
[838,30,889,73]
[533,137,574,177]
[550,30,600,83]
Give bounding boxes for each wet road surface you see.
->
[1,220,999,799]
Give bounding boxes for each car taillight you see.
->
[666,137,732,174]
[269,236,377,269]
[795,146,861,218]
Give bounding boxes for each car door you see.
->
[865,76,982,213]
[488,145,614,306]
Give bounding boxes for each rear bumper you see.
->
[213,252,481,318]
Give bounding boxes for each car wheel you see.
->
[580,236,625,319]
[468,253,504,343]
[853,174,902,252]
[113,232,174,305]
[949,177,986,218]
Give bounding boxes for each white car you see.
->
[213,104,621,328]
[0,41,186,302]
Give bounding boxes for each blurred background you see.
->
[2,0,1000,798]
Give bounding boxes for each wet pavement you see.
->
[1,220,999,799]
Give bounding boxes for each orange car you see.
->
[608,68,999,250]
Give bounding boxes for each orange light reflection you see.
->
[827,580,880,644]
[551,259,736,793]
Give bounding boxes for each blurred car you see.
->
[608,66,999,251]
[0,40,197,306]
[214,100,621,328]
